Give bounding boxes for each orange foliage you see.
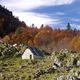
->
[1,24,80,52]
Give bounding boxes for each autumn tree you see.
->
[70,35,80,52]
[34,26,54,51]
[3,35,10,43]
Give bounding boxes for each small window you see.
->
[30,55,32,59]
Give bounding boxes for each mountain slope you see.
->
[0,5,21,37]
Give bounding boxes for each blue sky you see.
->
[1,0,80,29]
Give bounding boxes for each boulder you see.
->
[77,61,80,67]
[75,71,80,79]
[64,66,72,71]
[19,64,27,69]
[52,63,60,70]
[57,76,65,80]
[53,57,61,67]
[66,74,75,80]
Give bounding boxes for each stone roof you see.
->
[28,46,43,57]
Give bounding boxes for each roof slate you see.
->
[28,47,43,57]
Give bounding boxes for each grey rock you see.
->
[57,76,65,80]
[0,68,3,73]
[77,61,80,67]
[19,64,27,69]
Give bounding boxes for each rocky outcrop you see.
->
[51,50,80,80]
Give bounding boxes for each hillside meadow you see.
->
[0,43,80,80]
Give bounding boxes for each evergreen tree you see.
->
[66,22,71,30]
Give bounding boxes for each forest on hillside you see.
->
[0,5,80,52]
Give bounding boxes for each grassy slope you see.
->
[0,54,80,80]
[0,56,52,80]
[0,50,80,80]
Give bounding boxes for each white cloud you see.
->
[1,0,75,27]
[71,24,80,29]
[14,12,61,28]
[2,0,75,11]
[70,18,80,22]
[55,12,65,16]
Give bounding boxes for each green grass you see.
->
[0,56,52,80]
[0,54,80,80]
